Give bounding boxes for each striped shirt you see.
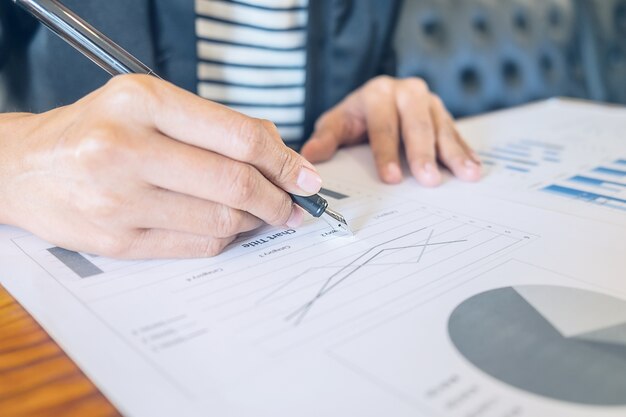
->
[195,0,309,146]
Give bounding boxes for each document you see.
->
[1,99,625,417]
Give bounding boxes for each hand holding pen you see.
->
[2,0,350,260]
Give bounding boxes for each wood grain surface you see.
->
[0,285,121,417]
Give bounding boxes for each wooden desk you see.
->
[0,285,121,417]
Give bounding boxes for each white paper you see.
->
[1,99,626,416]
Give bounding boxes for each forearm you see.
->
[0,112,34,225]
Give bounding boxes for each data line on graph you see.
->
[256,228,469,325]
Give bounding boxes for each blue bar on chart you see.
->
[490,147,531,158]
[479,152,538,166]
[541,158,626,214]
[593,167,626,178]
[505,165,530,173]
[542,185,626,212]
[477,139,564,174]
[568,176,626,191]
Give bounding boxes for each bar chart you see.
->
[477,138,564,174]
[541,159,626,213]
[11,235,171,282]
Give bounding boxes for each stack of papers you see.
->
[1,99,625,416]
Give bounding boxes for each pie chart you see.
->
[448,285,626,405]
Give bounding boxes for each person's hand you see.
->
[301,76,481,186]
[0,75,322,259]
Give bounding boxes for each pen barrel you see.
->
[290,194,328,218]
[14,0,157,77]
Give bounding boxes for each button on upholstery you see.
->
[390,0,626,114]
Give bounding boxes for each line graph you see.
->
[265,229,466,324]
[257,227,470,325]
[235,214,533,354]
[130,200,535,355]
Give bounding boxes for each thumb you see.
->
[301,108,353,162]
[301,130,340,163]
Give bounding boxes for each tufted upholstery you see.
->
[582,0,626,104]
[393,0,626,117]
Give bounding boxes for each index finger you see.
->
[103,75,321,196]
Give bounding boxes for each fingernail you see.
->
[285,205,304,228]
[465,158,480,171]
[463,158,482,179]
[297,167,322,194]
[422,162,439,178]
[470,151,482,165]
[384,163,402,183]
[415,161,442,186]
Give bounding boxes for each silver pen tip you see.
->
[321,207,353,236]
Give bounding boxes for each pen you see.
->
[13,0,353,236]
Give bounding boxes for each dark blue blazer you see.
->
[0,0,400,138]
